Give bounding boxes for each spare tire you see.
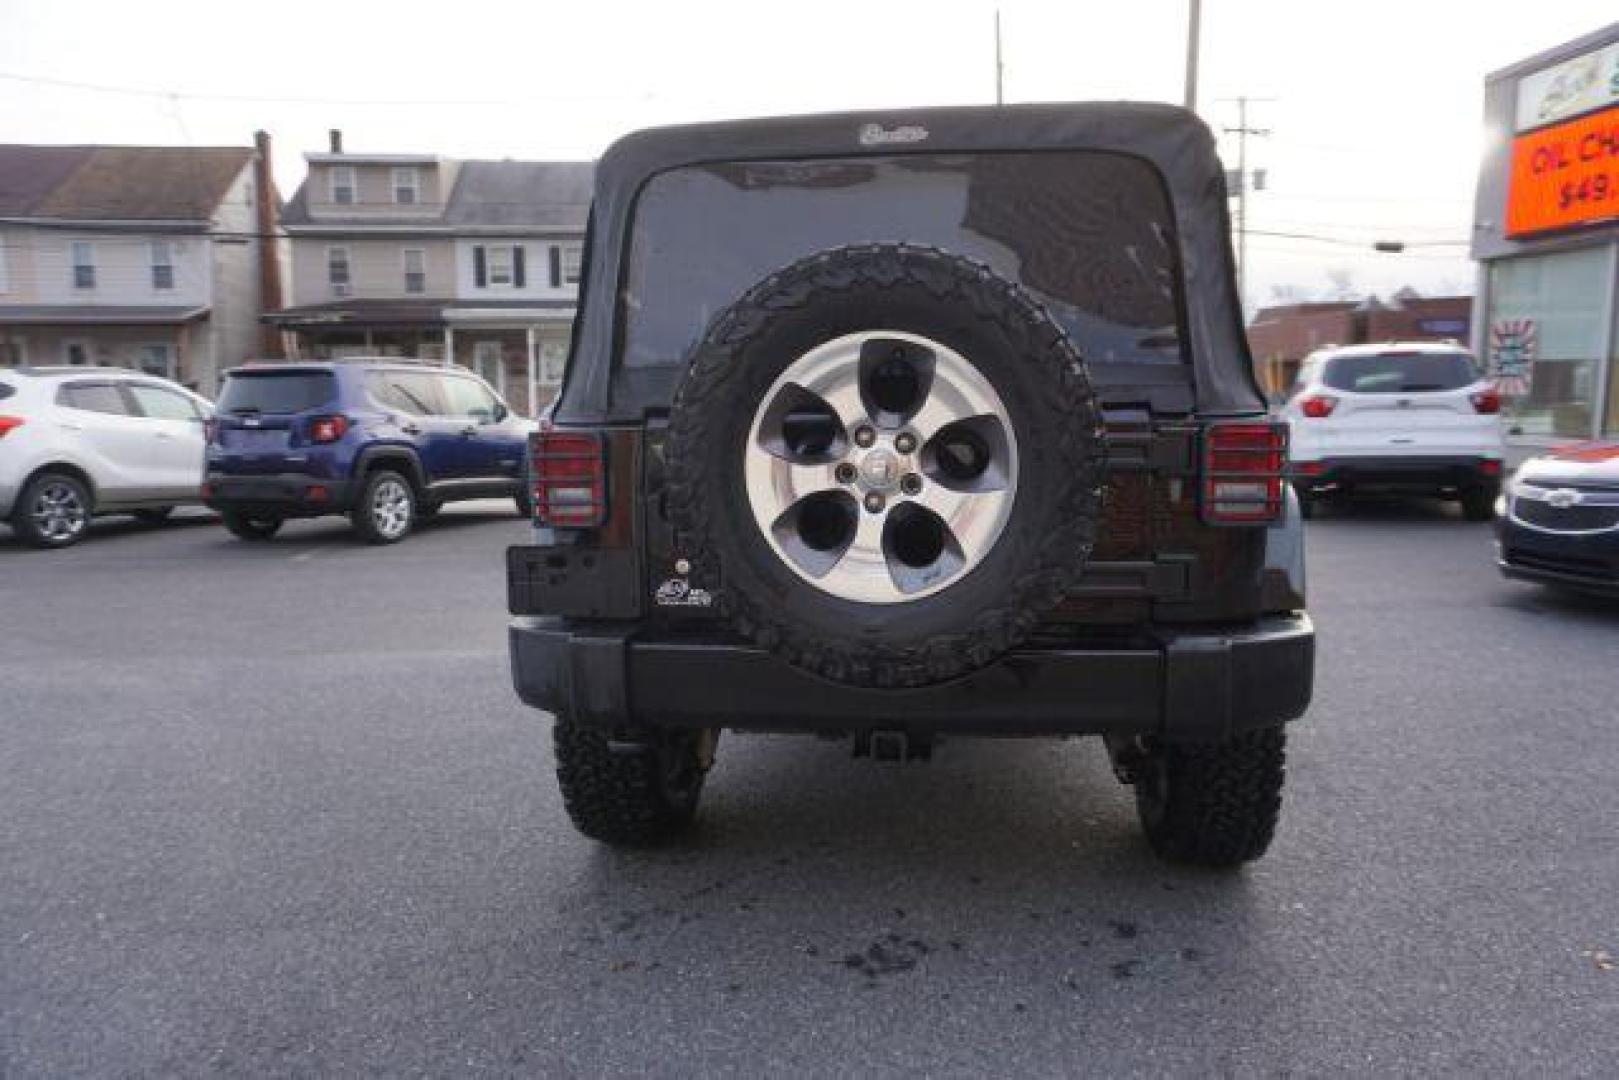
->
[665,244,1105,688]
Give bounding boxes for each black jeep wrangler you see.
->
[507,103,1314,867]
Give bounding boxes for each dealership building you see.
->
[1472,22,1619,448]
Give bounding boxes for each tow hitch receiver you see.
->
[855,730,933,763]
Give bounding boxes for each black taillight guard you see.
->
[530,429,607,528]
[1200,422,1288,525]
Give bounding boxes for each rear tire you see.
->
[221,511,282,541]
[1133,728,1286,868]
[553,719,716,845]
[1460,484,1497,522]
[352,469,416,544]
[13,471,92,548]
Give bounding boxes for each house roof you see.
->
[1247,301,1359,325]
[444,161,593,232]
[264,297,577,329]
[262,298,452,328]
[0,145,253,221]
[280,159,593,234]
[0,304,210,325]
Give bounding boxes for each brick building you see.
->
[1246,290,1472,396]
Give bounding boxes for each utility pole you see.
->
[1222,96,1273,311]
[994,8,1004,105]
[1183,0,1201,110]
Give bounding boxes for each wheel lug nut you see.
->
[900,473,923,496]
[835,462,857,484]
[863,493,886,513]
[895,432,917,454]
[854,426,876,448]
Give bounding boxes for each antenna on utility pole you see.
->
[1220,96,1274,311]
[994,8,1005,105]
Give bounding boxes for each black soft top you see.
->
[561,102,1262,421]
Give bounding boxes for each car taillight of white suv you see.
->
[1283,343,1504,521]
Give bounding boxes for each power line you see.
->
[0,70,651,107]
[4,219,1464,252]
[1248,229,1468,248]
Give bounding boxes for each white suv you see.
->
[0,367,212,548]
[1283,343,1504,520]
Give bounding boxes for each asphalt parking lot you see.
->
[2,500,1617,1075]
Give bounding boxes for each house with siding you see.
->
[267,132,591,416]
[0,135,283,393]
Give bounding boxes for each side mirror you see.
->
[492,402,509,424]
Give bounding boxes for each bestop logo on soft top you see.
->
[858,123,929,146]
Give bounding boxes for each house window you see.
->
[474,244,527,289]
[327,246,352,295]
[70,241,95,289]
[403,248,426,294]
[473,340,504,392]
[393,167,420,205]
[330,166,356,205]
[151,240,175,291]
[138,344,175,379]
[562,244,583,286]
[64,341,90,365]
[488,245,514,286]
[538,341,567,386]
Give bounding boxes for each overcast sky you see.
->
[2,0,1615,311]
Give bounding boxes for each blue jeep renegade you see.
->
[205,360,534,543]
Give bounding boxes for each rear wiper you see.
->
[227,406,262,416]
[1400,384,1445,392]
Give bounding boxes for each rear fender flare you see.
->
[352,445,426,493]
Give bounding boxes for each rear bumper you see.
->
[508,614,1315,740]
[1497,520,1619,596]
[203,472,354,517]
[1292,455,1500,493]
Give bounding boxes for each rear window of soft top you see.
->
[622,151,1187,369]
[218,370,337,414]
[1322,351,1478,394]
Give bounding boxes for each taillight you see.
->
[1202,422,1287,524]
[1470,388,1501,415]
[0,415,24,439]
[1299,394,1338,419]
[202,417,219,444]
[531,429,606,527]
[309,415,350,443]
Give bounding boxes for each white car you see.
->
[0,366,212,548]
[1282,343,1504,520]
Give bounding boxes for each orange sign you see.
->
[1506,103,1619,237]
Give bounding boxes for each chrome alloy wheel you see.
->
[744,330,1018,603]
[31,480,89,543]
[371,478,413,540]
